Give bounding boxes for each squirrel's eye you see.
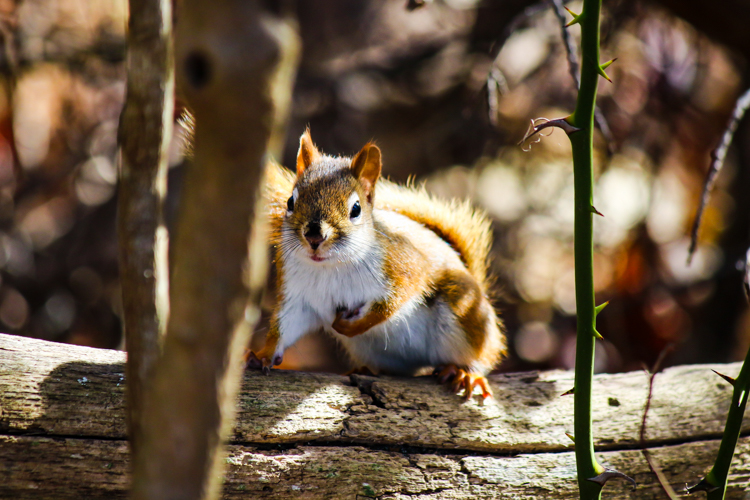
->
[287,196,294,212]
[350,200,361,219]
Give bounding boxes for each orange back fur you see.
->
[374,179,493,293]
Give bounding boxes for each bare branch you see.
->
[549,0,580,87]
[640,346,680,500]
[688,86,750,264]
[486,66,508,127]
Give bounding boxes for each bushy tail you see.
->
[180,110,293,247]
[375,179,493,292]
[264,162,295,246]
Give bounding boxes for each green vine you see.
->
[567,0,607,497]
[521,1,619,495]
[522,0,630,498]
[689,348,750,498]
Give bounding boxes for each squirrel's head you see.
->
[282,129,381,265]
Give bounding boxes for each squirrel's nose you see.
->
[305,224,326,251]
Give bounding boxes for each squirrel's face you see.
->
[281,131,381,265]
[284,169,373,264]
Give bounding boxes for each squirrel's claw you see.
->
[465,374,492,400]
[434,364,492,401]
[243,348,282,374]
[338,303,365,321]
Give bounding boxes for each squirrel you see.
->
[247,129,506,399]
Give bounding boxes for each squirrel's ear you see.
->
[351,143,381,202]
[296,128,320,176]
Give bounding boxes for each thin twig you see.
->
[688,86,750,264]
[486,1,556,127]
[640,345,680,500]
[549,0,615,155]
[487,66,508,126]
[0,12,19,74]
[549,0,580,88]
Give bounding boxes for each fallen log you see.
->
[1,332,748,499]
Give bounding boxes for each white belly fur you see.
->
[279,210,476,374]
[278,235,386,353]
[330,295,474,375]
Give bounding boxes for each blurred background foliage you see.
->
[2,0,749,375]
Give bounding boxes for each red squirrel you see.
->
[248,130,506,399]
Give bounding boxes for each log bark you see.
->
[1,333,749,498]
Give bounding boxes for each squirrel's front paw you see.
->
[243,348,282,375]
[331,316,356,337]
[332,303,368,338]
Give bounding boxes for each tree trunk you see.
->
[117,0,173,460]
[127,2,300,499]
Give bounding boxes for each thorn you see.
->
[711,369,736,386]
[564,6,582,27]
[519,116,581,151]
[590,205,604,216]
[600,58,617,71]
[558,116,582,135]
[594,301,609,317]
[587,470,636,491]
[565,432,575,443]
[562,387,575,396]
[686,478,720,494]
[597,64,613,83]
[593,328,603,340]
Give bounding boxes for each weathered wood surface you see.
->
[1,333,749,498]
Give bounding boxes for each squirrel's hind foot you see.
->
[434,364,492,401]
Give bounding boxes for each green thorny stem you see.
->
[691,347,750,498]
[568,0,607,498]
